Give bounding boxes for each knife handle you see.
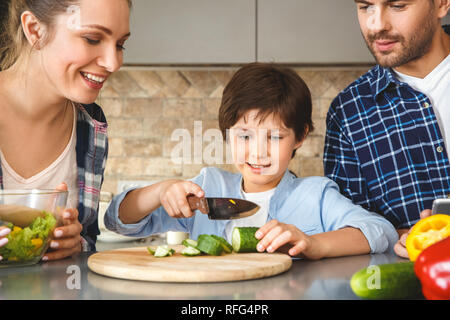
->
[186,195,209,214]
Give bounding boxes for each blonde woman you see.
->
[0,0,131,261]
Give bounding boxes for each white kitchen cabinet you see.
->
[124,0,256,64]
[257,0,375,64]
[124,1,449,65]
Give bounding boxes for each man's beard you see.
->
[363,17,437,68]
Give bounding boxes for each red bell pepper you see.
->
[414,236,450,300]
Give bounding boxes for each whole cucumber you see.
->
[350,262,423,299]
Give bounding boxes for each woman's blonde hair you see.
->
[0,0,132,71]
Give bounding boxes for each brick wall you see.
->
[96,66,370,195]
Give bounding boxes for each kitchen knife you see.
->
[187,195,259,220]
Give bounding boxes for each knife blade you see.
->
[187,195,260,220]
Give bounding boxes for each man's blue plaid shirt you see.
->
[324,64,450,229]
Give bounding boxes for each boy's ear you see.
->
[294,140,304,150]
[21,11,46,50]
[294,125,310,150]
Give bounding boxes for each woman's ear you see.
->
[21,11,46,50]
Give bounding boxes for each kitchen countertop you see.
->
[0,238,407,300]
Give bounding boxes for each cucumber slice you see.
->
[154,245,175,257]
[147,247,156,255]
[232,227,259,253]
[181,246,201,256]
[210,235,233,253]
[182,238,198,248]
[196,234,223,256]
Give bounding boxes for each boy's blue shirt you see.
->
[104,167,399,254]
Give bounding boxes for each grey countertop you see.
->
[0,238,406,300]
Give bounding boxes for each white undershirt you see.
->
[392,54,450,156]
[225,186,276,243]
[0,103,79,208]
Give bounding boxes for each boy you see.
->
[105,63,398,259]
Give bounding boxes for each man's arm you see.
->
[323,100,373,210]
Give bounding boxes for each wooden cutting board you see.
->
[87,245,292,283]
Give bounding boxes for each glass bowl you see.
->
[0,189,68,267]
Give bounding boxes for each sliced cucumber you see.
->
[181,246,201,256]
[196,234,223,256]
[154,245,175,257]
[182,238,198,248]
[147,247,156,255]
[210,235,233,253]
[232,227,259,253]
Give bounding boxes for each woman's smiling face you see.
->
[229,109,304,193]
[36,0,130,104]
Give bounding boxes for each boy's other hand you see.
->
[394,209,431,259]
[159,180,204,218]
[255,220,324,260]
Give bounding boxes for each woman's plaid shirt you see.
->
[0,103,108,251]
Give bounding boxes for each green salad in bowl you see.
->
[0,212,57,264]
[0,189,67,267]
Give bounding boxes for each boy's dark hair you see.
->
[219,62,314,157]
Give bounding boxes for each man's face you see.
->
[355,0,439,68]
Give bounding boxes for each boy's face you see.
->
[229,109,303,193]
[355,0,441,68]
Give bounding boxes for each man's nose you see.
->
[366,6,391,34]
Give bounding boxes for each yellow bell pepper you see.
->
[12,226,22,232]
[406,214,450,261]
[31,238,43,249]
[9,226,23,238]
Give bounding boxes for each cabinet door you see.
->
[124,0,256,64]
[257,0,375,63]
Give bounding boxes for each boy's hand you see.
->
[255,220,324,260]
[159,180,205,218]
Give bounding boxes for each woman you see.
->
[0,0,131,261]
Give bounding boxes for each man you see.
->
[323,0,450,258]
